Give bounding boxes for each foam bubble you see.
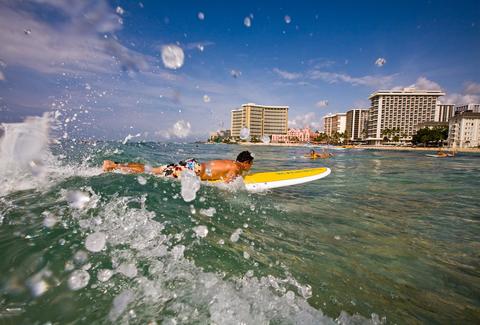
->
[117,263,138,278]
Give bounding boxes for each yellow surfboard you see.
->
[208,167,331,191]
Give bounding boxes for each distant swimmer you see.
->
[305,149,332,159]
[103,150,254,183]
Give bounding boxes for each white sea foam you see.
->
[0,114,102,197]
[63,195,377,324]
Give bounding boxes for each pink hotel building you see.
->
[271,127,317,143]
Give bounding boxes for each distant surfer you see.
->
[102,150,254,182]
[306,149,332,159]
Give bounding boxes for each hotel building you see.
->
[271,128,317,143]
[366,88,445,144]
[447,112,480,148]
[455,103,480,114]
[323,113,346,137]
[345,109,369,142]
[435,104,455,122]
[231,103,288,138]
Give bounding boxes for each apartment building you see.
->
[345,109,369,142]
[230,103,288,138]
[448,112,480,148]
[366,88,445,144]
[323,113,346,137]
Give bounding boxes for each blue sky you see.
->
[0,0,479,140]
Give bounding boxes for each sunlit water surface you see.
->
[1,142,479,324]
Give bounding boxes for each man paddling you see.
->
[103,150,254,182]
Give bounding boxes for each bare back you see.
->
[199,160,242,181]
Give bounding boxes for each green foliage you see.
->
[411,127,449,146]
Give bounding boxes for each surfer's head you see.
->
[236,151,254,170]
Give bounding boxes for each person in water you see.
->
[307,149,332,159]
[102,150,254,182]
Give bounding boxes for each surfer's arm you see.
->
[102,160,145,173]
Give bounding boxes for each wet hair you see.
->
[236,151,254,163]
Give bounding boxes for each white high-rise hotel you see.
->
[366,88,445,144]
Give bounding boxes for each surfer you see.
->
[102,150,254,182]
[306,149,332,159]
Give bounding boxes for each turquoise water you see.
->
[1,141,479,324]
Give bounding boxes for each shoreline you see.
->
[227,142,480,153]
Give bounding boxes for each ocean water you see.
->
[0,120,479,324]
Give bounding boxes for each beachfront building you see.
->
[366,87,445,144]
[455,103,480,114]
[345,109,369,142]
[447,112,480,148]
[271,128,316,143]
[231,103,288,138]
[323,113,346,136]
[435,104,455,122]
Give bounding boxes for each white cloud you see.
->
[289,112,322,130]
[440,93,480,105]
[465,82,480,94]
[308,70,395,88]
[375,58,386,67]
[0,1,149,75]
[315,100,329,107]
[410,76,442,90]
[394,77,479,105]
[170,120,191,138]
[273,68,302,80]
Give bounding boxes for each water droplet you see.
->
[137,175,147,185]
[68,270,90,290]
[197,12,205,20]
[240,127,250,140]
[244,17,252,28]
[284,15,292,24]
[203,95,210,103]
[161,45,185,70]
[85,232,106,252]
[97,269,114,282]
[193,225,208,238]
